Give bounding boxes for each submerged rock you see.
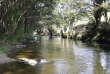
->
[8,45,26,53]
[18,58,37,66]
[18,58,49,66]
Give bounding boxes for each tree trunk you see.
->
[93,0,105,29]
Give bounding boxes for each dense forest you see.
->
[0,0,55,37]
[0,0,110,52]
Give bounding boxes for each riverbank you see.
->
[73,23,110,42]
[0,44,26,65]
[0,38,27,65]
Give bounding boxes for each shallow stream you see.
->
[0,36,110,74]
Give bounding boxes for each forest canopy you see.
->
[0,0,110,37]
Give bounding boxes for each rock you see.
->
[18,58,49,66]
[18,58,38,66]
[0,54,16,65]
[15,45,26,48]
[8,45,26,53]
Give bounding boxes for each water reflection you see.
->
[73,41,95,74]
[0,37,110,74]
[100,51,110,73]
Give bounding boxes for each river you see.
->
[0,36,110,74]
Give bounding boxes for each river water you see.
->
[0,36,110,74]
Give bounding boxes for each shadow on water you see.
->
[0,61,48,74]
[1,36,110,74]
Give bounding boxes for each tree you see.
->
[0,0,56,36]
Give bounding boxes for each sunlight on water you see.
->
[0,36,110,74]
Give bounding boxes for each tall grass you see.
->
[0,33,34,53]
[0,37,19,53]
[0,34,21,53]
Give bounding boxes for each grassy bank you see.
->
[0,34,33,54]
[0,35,19,53]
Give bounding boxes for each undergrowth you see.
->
[0,34,33,53]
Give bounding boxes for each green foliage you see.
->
[0,0,58,53]
[0,37,20,53]
[15,19,25,35]
[12,6,21,22]
[0,51,4,55]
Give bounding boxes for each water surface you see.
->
[0,36,110,74]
